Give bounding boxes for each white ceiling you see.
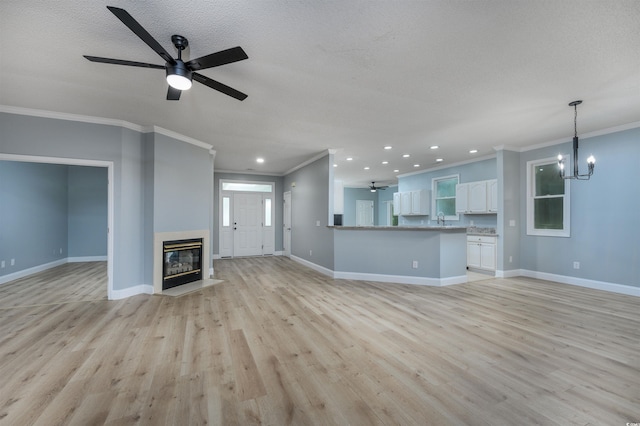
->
[2,1,639,187]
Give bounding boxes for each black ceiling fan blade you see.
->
[167,86,182,101]
[106,6,176,65]
[84,55,165,69]
[186,46,248,71]
[193,73,248,101]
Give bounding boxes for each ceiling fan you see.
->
[84,6,248,101]
[369,182,388,192]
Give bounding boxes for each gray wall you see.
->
[0,161,68,274]
[0,161,108,277]
[213,172,285,255]
[0,112,214,293]
[496,149,521,273]
[398,157,498,227]
[67,166,108,257]
[343,186,396,226]
[376,186,395,226]
[343,187,377,226]
[283,154,334,270]
[519,127,639,287]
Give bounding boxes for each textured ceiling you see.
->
[1,1,639,187]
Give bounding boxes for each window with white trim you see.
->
[432,174,459,220]
[526,157,570,237]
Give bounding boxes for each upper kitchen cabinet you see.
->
[394,189,430,216]
[456,179,497,214]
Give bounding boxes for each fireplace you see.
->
[162,238,203,290]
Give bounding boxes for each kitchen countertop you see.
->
[329,226,467,231]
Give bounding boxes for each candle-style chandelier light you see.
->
[558,100,595,180]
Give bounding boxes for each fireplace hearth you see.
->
[162,238,203,290]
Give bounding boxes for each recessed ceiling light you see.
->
[256,158,264,163]
[384,146,392,150]
[333,164,337,167]
[382,161,389,165]
[346,157,353,161]
[436,158,444,162]
[469,149,478,154]
[364,166,370,170]
[413,164,420,168]
[393,169,400,173]
[430,145,439,150]
[402,154,410,158]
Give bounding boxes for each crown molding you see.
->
[283,149,332,176]
[0,105,144,132]
[397,153,497,179]
[517,120,640,153]
[145,125,212,151]
[0,105,212,151]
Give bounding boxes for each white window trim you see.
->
[526,156,571,237]
[431,174,460,220]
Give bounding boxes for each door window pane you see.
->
[222,197,230,227]
[264,199,272,227]
[222,182,273,192]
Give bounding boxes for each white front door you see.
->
[233,193,263,256]
[283,191,291,257]
[356,200,374,226]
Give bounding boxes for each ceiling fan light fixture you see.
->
[166,60,192,90]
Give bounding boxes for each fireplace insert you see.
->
[162,238,203,290]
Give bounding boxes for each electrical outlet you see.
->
[509,256,513,263]
[573,261,580,269]
[1,260,4,268]
[309,250,313,256]
[10,259,15,266]
[316,220,320,227]
[412,260,418,269]
[59,248,63,254]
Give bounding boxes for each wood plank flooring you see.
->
[0,257,638,425]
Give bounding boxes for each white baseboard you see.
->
[334,271,467,287]
[213,251,284,260]
[519,269,640,297]
[290,255,334,278]
[495,269,523,278]
[0,259,67,285]
[68,256,108,262]
[110,284,153,300]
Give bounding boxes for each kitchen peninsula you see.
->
[331,226,468,286]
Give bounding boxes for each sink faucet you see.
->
[437,212,445,226]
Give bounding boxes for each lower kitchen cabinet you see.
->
[467,235,496,271]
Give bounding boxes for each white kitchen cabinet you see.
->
[468,181,488,213]
[488,179,498,213]
[400,191,412,215]
[467,235,496,271]
[456,179,498,214]
[455,183,468,214]
[410,189,429,215]
[395,189,430,216]
[393,192,402,215]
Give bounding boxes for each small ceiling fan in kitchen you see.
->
[369,182,388,192]
[83,6,248,101]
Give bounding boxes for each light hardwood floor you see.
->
[0,257,638,425]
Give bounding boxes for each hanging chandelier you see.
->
[558,100,595,180]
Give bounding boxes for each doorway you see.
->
[283,191,291,257]
[356,200,374,226]
[0,154,114,299]
[219,180,275,258]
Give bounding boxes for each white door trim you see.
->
[0,153,114,300]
